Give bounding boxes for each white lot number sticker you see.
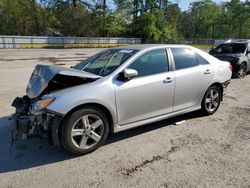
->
[119,50,133,53]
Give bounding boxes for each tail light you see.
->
[229,64,233,71]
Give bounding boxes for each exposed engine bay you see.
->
[10,64,100,144]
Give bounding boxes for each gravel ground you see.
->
[0,48,249,188]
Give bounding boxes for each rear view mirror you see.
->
[124,68,138,79]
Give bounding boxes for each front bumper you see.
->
[10,96,63,145]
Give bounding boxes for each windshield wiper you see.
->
[98,52,118,76]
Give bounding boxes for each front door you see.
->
[113,49,175,125]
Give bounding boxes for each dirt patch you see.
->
[118,146,179,176]
[224,95,238,101]
[230,107,250,141]
[118,155,164,176]
[177,133,206,147]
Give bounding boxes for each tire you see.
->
[235,63,247,78]
[201,85,221,115]
[60,107,109,155]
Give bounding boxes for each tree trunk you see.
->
[102,0,106,36]
[31,0,40,35]
[132,0,139,36]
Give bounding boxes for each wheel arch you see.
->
[208,82,224,101]
[59,102,115,137]
[241,61,248,67]
[242,61,248,72]
[200,82,223,115]
[239,61,248,67]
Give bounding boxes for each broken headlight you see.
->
[33,98,55,111]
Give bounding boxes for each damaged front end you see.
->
[10,96,63,145]
[10,64,100,145]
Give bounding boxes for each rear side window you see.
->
[128,49,169,77]
[196,54,209,65]
[171,48,198,70]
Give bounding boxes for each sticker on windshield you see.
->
[119,50,133,53]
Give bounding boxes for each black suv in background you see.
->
[209,40,250,78]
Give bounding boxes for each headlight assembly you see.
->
[33,98,55,111]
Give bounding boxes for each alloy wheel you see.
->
[71,114,104,149]
[205,89,220,112]
[238,64,247,78]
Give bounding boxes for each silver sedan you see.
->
[10,45,232,155]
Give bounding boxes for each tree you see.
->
[180,0,221,39]
[0,0,249,41]
[220,0,250,38]
[0,0,59,35]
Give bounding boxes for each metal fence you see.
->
[185,38,227,46]
[184,38,250,46]
[0,35,142,48]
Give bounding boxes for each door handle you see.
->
[204,69,211,74]
[163,77,174,83]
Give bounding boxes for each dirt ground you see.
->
[0,48,249,188]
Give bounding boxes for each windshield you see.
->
[213,43,247,54]
[73,49,138,76]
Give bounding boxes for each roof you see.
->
[113,44,193,51]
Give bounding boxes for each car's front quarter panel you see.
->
[45,77,118,124]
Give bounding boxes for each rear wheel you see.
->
[60,107,109,155]
[235,63,247,78]
[201,85,221,115]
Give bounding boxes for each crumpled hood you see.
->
[26,64,101,99]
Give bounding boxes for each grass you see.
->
[192,44,214,49]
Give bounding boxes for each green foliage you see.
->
[179,0,250,39]
[53,3,93,36]
[179,0,221,39]
[106,11,127,36]
[0,0,250,41]
[0,0,59,35]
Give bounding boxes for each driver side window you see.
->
[128,49,169,77]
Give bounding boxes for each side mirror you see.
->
[124,68,138,80]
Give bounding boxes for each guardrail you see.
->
[0,35,142,48]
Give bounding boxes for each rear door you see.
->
[170,48,213,111]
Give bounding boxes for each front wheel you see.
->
[201,85,221,115]
[60,107,109,155]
